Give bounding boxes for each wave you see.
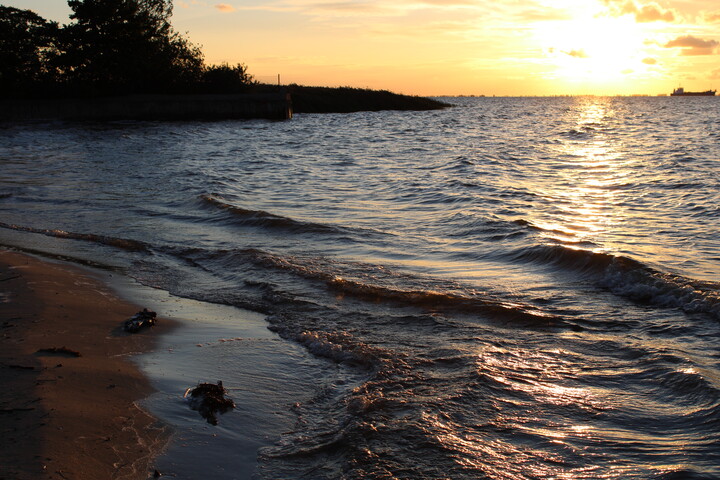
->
[199,194,352,236]
[560,128,595,138]
[327,276,569,326]
[236,248,568,324]
[0,221,150,252]
[653,469,719,480]
[160,245,573,329]
[446,215,536,240]
[509,244,720,319]
[266,327,382,371]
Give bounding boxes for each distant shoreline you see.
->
[273,84,450,114]
[1,86,450,122]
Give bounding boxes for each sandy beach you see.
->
[0,250,171,480]
[0,248,326,480]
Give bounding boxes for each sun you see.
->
[533,5,653,91]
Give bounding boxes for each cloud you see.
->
[563,49,588,58]
[231,0,551,20]
[515,7,572,22]
[702,11,720,23]
[635,3,675,22]
[215,3,235,12]
[304,2,380,14]
[642,57,657,64]
[370,19,482,39]
[179,0,209,7]
[666,38,719,57]
[664,35,719,55]
[665,36,717,49]
[257,0,401,18]
[601,0,676,23]
[414,0,483,5]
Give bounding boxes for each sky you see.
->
[5,0,720,96]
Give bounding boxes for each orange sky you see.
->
[7,0,720,95]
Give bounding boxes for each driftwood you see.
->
[184,381,235,425]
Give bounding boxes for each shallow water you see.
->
[105,278,328,479]
[2,96,720,479]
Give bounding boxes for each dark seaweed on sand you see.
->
[36,346,81,357]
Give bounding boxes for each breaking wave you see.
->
[509,244,720,319]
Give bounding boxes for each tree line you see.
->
[0,0,255,98]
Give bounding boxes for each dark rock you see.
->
[184,381,235,425]
[123,308,157,333]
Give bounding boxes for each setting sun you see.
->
[536,13,650,88]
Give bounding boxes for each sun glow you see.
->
[6,0,717,95]
[534,8,653,90]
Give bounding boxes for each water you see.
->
[1,96,719,479]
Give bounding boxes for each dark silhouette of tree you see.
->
[201,63,255,93]
[0,6,60,96]
[0,1,258,99]
[58,0,204,95]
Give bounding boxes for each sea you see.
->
[1,96,719,479]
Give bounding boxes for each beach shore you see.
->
[0,250,171,480]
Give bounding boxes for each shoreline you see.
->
[0,247,330,479]
[0,86,449,123]
[106,264,330,480]
[0,250,172,479]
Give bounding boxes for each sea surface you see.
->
[1,96,720,479]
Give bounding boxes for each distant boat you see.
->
[671,87,716,96]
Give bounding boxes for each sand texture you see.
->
[0,250,170,480]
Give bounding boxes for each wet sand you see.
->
[0,250,171,480]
